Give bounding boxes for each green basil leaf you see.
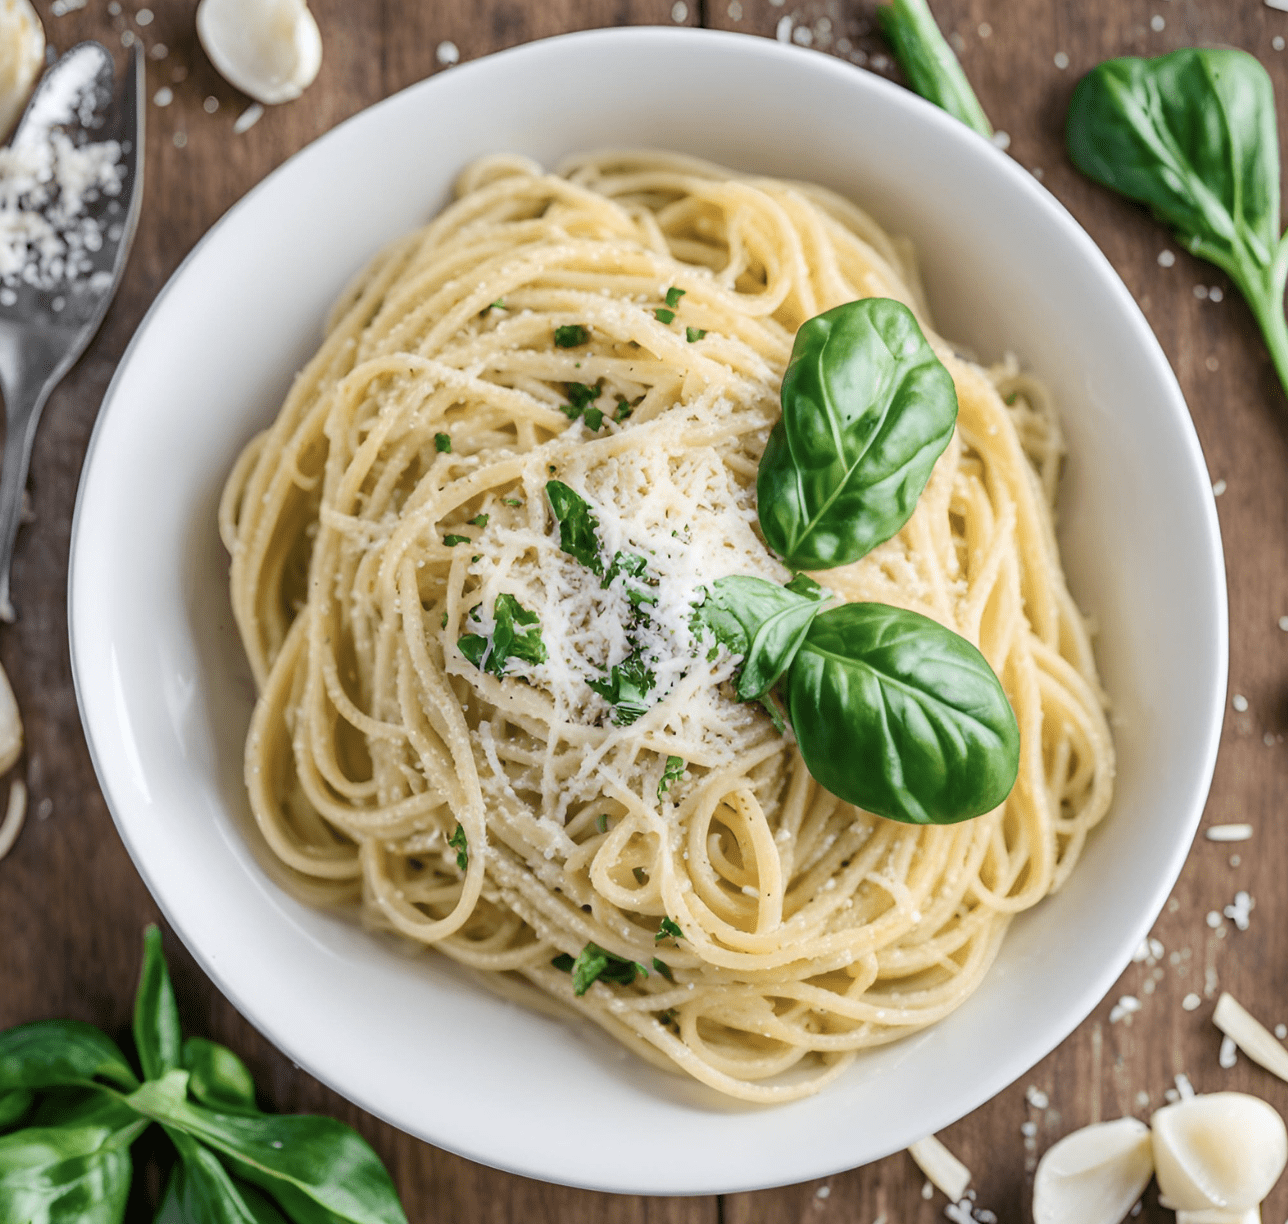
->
[545,480,603,573]
[586,649,655,724]
[458,594,546,677]
[0,1021,139,1094]
[757,299,958,571]
[1065,49,1288,395]
[182,1039,258,1117]
[786,603,1019,825]
[1067,50,1279,284]
[877,0,992,137]
[0,1089,32,1131]
[135,926,184,1082]
[124,1080,407,1224]
[697,575,826,701]
[157,1130,289,1224]
[0,1119,143,1224]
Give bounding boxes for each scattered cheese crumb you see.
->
[1232,693,1248,711]
[671,0,688,20]
[1110,996,1142,1024]
[1220,1034,1238,1069]
[727,0,742,17]
[435,40,459,66]
[908,1136,971,1202]
[1158,249,1176,267]
[1206,355,1219,372]
[978,22,991,37]
[1053,51,1069,69]
[1151,13,1165,30]
[203,96,219,113]
[775,15,792,42]
[991,131,1011,150]
[1206,824,1252,842]
[1214,993,1288,1083]
[1206,910,1223,929]
[233,103,263,134]
[1223,891,1254,931]
[1212,479,1226,496]
[1194,284,1209,299]
[1183,993,1202,1011]
[1175,1072,1195,1100]
[135,7,153,24]
[152,86,173,107]
[1026,1085,1050,1109]
[815,1184,830,1199]
[1020,1120,1037,1138]
[1209,286,1224,302]
[1276,35,1287,50]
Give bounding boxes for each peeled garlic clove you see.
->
[1152,1092,1288,1214]
[1033,1116,1153,1224]
[196,0,321,106]
[0,0,44,139]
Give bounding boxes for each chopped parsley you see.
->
[665,287,686,308]
[503,497,523,507]
[443,533,471,547]
[651,957,675,983]
[435,432,452,453]
[546,480,603,574]
[657,755,685,802]
[457,593,547,676]
[553,942,649,995]
[653,308,675,324]
[588,650,655,725]
[554,324,588,347]
[633,866,647,885]
[595,813,608,834]
[470,513,489,528]
[686,327,706,343]
[656,917,684,942]
[560,381,607,431]
[1004,391,1018,405]
[448,823,468,871]
[490,300,507,310]
[615,397,633,422]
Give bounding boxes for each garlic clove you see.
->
[196,0,321,106]
[1033,1116,1154,1224]
[0,0,44,140]
[1152,1093,1288,1213]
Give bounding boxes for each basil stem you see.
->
[1066,49,1288,399]
[757,298,958,572]
[786,603,1019,825]
[158,1129,288,1224]
[877,0,993,138]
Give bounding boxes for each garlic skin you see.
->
[1033,1116,1154,1224]
[196,0,322,106]
[0,0,44,140]
[1152,1093,1288,1221]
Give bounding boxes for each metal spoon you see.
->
[0,41,144,622]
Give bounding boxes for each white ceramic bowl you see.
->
[69,28,1227,1195]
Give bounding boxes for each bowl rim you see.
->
[68,24,1229,1195]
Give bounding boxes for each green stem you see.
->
[1239,244,1288,403]
[878,0,993,138]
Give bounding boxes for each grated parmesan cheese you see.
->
[0,46,123,294]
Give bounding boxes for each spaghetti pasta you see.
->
[219,150,1114,1103]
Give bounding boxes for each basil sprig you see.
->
[1066,49,1288,400]
[0,927,407,1224]
[757,298,958,571]
[877,0,993,138]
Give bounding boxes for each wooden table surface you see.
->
[3,1,1287,1220]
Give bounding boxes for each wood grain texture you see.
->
[1,1,1285,1220]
